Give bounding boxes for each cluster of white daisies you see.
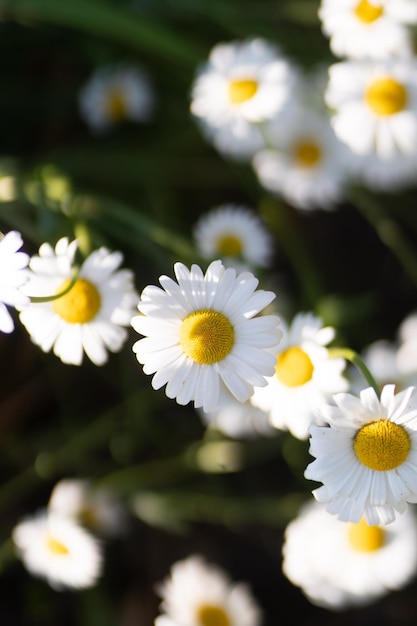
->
[188,0,417,207]
[4,217,417,610]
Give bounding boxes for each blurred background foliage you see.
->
[0,0,416,624]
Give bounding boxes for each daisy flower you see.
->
[348,150,417,192]
[12,509,103,590]
[282,500,417,610]
[319,0,417,60]
[78,63,154,132]
[48,479,127,537]
[253,105,350,210]
[0,230,29,333]
[155,554,261,626]
[131,260,281,413]
[18,237,138,366]
[325,59,417,159]
[251,312,348,440]
[190,37,298,160]
[305,384,417,525]
[192,204,274,271]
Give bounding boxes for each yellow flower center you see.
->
[354,0,383,23]
[228,79,258,104]
[353,419,411,471]
[52,278,101,324]
[46,536,70,556]
[106,90,127,121]
[347,517,385,552]
[275,346,314,387]
[196,605,231,626]
[294,140,322,168]
[365,77,408,116]
[179,309,234,365]
[217,234,243,257]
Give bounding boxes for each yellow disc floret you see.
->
[217,234,243,257]
[347,517,385,552]
[294,141,322,168]
[354,419,411,471]
[46,536,70,556]
[179,309,234,365]
[53,278,101,324]
[275,346,314,387]
[365,77,408,116]
[228,79,258,104]
[196,605,231,626]
[354,0,383,23]
[106,90,127,121]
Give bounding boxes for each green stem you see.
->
[29,268,79,303]
[329,347,380,397]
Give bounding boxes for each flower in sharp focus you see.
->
[253,105,350,210]
[325,59,417,159]
[193,204,274,271]
[0,230,29,333]
[319,0,417,60]
[251,312,348,440]
[155,554,262,626]
[190,37,298,160]
[282,500,417,610]
[131,260,282,413]
[78,63,154,132]
[48,479,127,537]
[305,384,417,525]
[18,237,138,366]
[12,510,103,590]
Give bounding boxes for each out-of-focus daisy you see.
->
[253,106,350,210]
[199,386,275,439]
[190,37,298,160]
[78,63,154,132]
[325,59,417,159]
[397,310,417,377]
[192,204,274,271]
[48,479,127,537]
[12,510,102,590]
[282,500,417,610]
[19,237,138,366]
[155,554,261,626]
[319,0,417,60]
[348,150,417,191]
[251,312,348,440]
[305,384,417,525]
[131,260,281,413]
[0,230,29,333]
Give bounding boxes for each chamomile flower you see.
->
[251,312,348,440]
[48,479,127,537]
[319,0,417,60]
[0,230,29,333]
[78,63,154,132]
[190,37,298,160]
[193,204,274,271]
[348,150,417,191]
[253,106,350,210]
[282,500,417,610]
[131,260,281,413]
[325,59,417,159]
[18,237,138,366]
[12,510,102,590]
[305,384,417,525]
[155,554,261,626]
